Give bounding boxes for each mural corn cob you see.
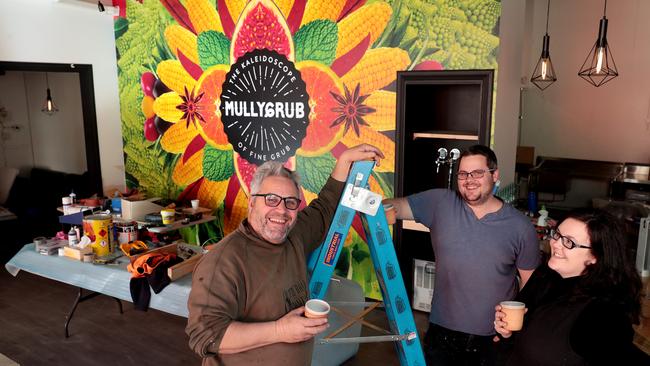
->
[341,47,411,95]
[186,0,224,33]
[156,61,196,93]
[364,90,397,132]
[273,0,295,18]
[164,25,200,64]
[341,126,394,173]
[301,0,346,25]
[172,150,204,185]
[335,2,392,57]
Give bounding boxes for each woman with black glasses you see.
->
[492,208,648,365]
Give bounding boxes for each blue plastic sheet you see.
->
[5,244,191,317]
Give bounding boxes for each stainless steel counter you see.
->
[617,164,650,185]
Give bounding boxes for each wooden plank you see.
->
[412,132,479,141]
[167,253,202,281]
[146,215,216,233]
[402,220,429,232]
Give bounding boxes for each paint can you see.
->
[83,214,113,256]
[114,220,137,245]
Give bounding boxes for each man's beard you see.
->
[259,214,296,243]
[459,182,493,206]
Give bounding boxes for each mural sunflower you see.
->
[141,0,403,292]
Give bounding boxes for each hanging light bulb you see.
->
[578,0,618,87]
[41,72,59,116]
[530,0,557,91]
[595,47,605,73]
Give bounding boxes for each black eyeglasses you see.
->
[252,193,301,210]
[457,169,496,180]
[547,228,591,250]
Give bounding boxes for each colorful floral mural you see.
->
[115,0,501,298]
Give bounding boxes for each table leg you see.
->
[64,288,123,338]
[114,297,123,314]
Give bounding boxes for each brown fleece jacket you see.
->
[186,177,344,365]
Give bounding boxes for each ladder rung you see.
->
[327,301,385,307]
[318,334,413,344]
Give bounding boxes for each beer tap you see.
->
[447,148,461,189]
[435,148,448,173]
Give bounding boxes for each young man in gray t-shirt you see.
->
[387,145,539,366]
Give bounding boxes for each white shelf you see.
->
[412,132,479,141]
[402,220,429,232]
[147,215,216,233]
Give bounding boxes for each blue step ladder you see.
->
[308,161,426,366]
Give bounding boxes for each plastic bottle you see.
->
[537,205,549,227]
[62,196,72,215]
[68,226,79,247]
[527,191,538,213]
[69,190,77,204]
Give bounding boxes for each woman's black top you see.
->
[500,264,646,366]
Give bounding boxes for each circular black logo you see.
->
[220,49,310,165]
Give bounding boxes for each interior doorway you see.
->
[0,61,102,194]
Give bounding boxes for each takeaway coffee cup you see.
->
[383,203,396,225]
[305,299,330,319]
[500,301,525,331]
[191,199,200,210]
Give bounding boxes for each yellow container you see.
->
[83,214,113,256]
[161,209,175,225]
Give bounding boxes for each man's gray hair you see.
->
[250,161,301,195]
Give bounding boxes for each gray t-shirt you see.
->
[408,189,540,336]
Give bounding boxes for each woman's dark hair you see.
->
[565,208,642,323]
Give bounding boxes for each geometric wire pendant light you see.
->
[530,0,557,90]
[41,72,59,116]
[577,0,618,87]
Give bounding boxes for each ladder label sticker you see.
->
[340,184,382,216]
[324,232,343,266]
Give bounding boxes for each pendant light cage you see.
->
[577,0,618,87]
[530,0,557,90]
[41,72,59,116]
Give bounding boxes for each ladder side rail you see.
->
[308,161,374,299]
[363,210,426,366]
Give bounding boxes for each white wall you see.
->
[0,71,33,173]
[0,0,125,193]
[519,0,650,164]
[494,0,529,185]
[0,71,86,175]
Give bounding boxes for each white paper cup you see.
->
[191,199,200,209]
[305,299,330,319]
[383,203,396,225]
[500,301,525,331]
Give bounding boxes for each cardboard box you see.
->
[121,197,164,220]
[131,242,203,281]
[516,146,535,165]
[64,245,93,261]
[412,259,435,312]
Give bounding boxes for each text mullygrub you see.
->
[223,101,305,119]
